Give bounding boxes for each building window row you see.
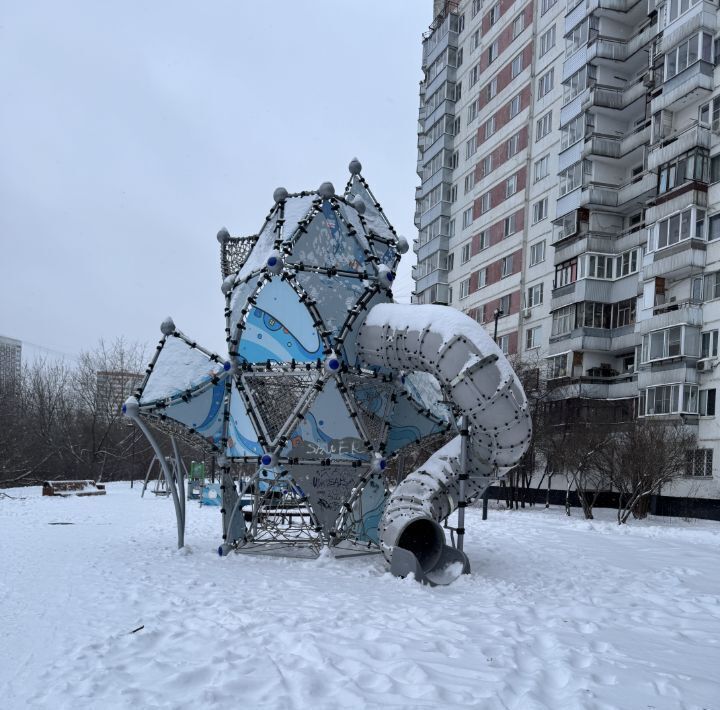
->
[551,298,637,336]
[640,325,697,364]
[650,206,706,251]
[664,32,713,81]
[639,384,698,417]
[657,148,709,195]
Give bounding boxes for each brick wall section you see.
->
[474,126,528,183]
[482,0,520,34]
[477,85,531,148]
[469,248,524,291]
[470,210,525,255]
[472,167,527,221]
[477,44,533,116]
[479,5,533,74]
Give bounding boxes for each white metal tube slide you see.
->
[357,304,532,585]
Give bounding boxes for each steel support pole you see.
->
[457,415,468,553]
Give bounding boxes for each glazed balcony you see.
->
[637,300,703,334]
[651,62,713,114]
[647,123,711,171]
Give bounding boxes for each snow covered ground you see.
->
[1,484,719,710]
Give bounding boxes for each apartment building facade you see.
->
[414,0,720,506]
[0,335,22,396]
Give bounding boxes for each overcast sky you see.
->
[1,1,429,360]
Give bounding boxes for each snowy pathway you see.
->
[1,484,719,709]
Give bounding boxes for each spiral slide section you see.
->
[357,304,532,585]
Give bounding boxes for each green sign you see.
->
[189,461,205,481]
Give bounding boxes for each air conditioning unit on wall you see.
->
[521,308,531,319]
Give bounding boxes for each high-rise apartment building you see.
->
[0,335,22,395]
[415,0,720,507]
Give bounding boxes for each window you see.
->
[488,41,498,65]
[449,150,459,170]
[551,306,575,336]
[480,154,493,177]
[699,390,716,416]
[452,116,461,135]
[512,14,525,38]
[536,112,552,141]
[561,114,584,150]
[526,326,542,350]
[460,278,470,299]
[527,283,544,307]
[449,218,455,237]
[465,135,477,160]
[461,243,471,264]
[489,3,500,25]
[541,0,558,15]
[470,63,481,86]
[710,214,720,241]
[450,184,458,203]
[547,352,569,378]
[464,171,476,194]
[533,198,548,223]
[538,69,554,98]
[486,77,497,102]
[685,448,713,476]
[501,255,514,278]
[485,116,496,139]
[554,258,578,288]
[462,207,473,229]
[447,253,454,271]
[665,33,713,81]
[583,254,615,280]
[475,231,489,252]
[504,213,516,237]
[471,29,480,52]
[711,156,720,183]
[457,13,465,34]
[700,330,718,359]
[615,249,639,278]
[641,326,685,362]
[457,47,464,67]
[704,272,720,300]
[511,53,523,78]
[668,0,702,23]
[534,156,549,182]
[530,240,546,266]
[510,94,521,117]
[454,82,462,102]
[506,175,518,197]
[564,65,595,103]
[471,0,482,17]
[578,302,611,329]
[497,334,510,354]
[559,162,582,196]
[507,133,520,158]
[657,148,709,194]
[539,26,556,56]
[467,98,478,123]
[566,19,591,57]
[656,207,705,249]
[499,293,512,314]
[613,298,636,328]
[480,192,491,213]
[640,384,698,416]
[478,267,487,288]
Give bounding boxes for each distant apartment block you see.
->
[96,370,142,419]
[414,0,720,505]
[0,335,22,395]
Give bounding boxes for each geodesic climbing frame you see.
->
[123,160,532,585]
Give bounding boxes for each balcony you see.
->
[587,24,655,62]
[583,125,650,159]
[646,188,707,224]
[660,1,717,54]
[637,300,703,334]
[413,267,449,294]
[580,172,655,209]
[546,373,638,400]
[583,79,648,111]
[643,241,706,280]
[651,62,713,114]
[647,123,711,171]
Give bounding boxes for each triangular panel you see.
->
[345,376,395,451]
[384,391,446,456]
[287,200,366,272]
[242,370,320,445]
[239,278,322,363]
[286,379,368,462]
[226,382,263,458]
[139,335,225,404]
[286,464,360,535]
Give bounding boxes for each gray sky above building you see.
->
[1,1,429,359]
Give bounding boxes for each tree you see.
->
[594,420,696,524]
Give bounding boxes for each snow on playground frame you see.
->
[122,160,532,585]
